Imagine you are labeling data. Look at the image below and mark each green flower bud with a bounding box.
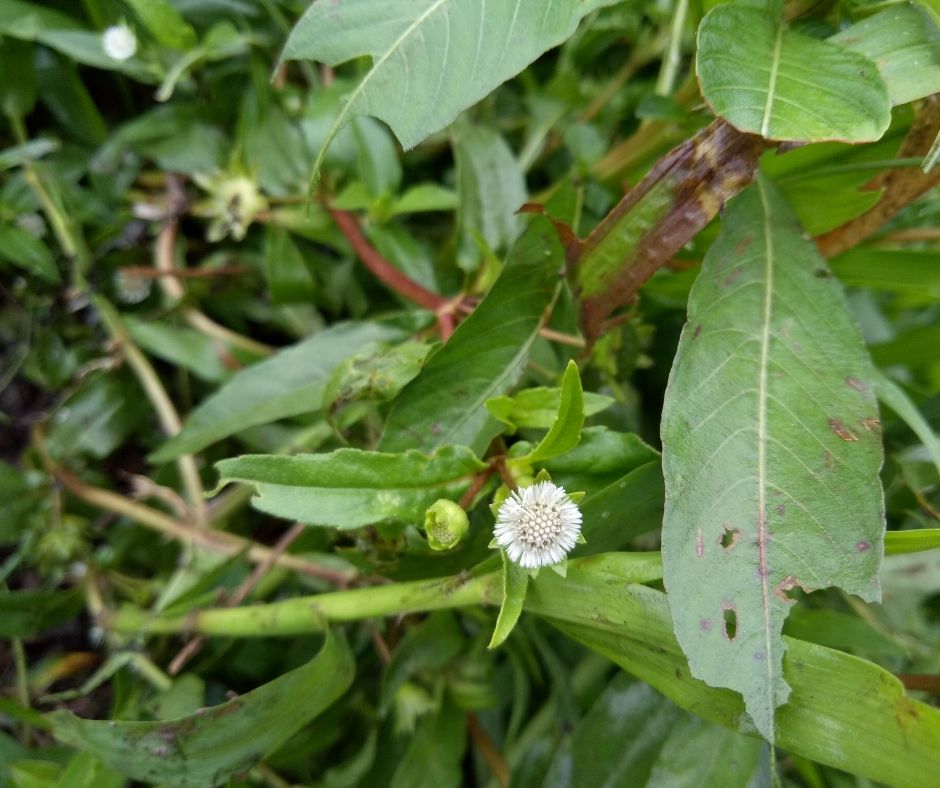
[423,499,469,550]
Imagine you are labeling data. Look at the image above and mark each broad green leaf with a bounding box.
[352,116,402,198]
[151,322,401,462]
[776,183,882,236]
[215,446,485,528]
[697,4,890,141]
[543,677,764,788]
[575,462,665,555]
[0,0,81,37]
[523,360,585,463]
[873,370,940,476]
[49,634,353,786]
[0,38,36,117]
[280,0,620,176]
[486,388,613,433]
[869,321,940,368]
[661,177,885,742]
[488,551,529,649]
[885,529,940,554]
[379,217,564,455]
[453,121,526,267]
[830,4,940,107]
[525,567,940,788]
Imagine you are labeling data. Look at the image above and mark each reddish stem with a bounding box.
[329,208,446,312]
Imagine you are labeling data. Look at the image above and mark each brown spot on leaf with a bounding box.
[693,324,702,339]
[829,418,858,442]
[735,235,753,255]
[823,449,834,470]
[700,618,713,631]
[723,267,744,287]
[861,418,881,433]
[776,504,785,516]
[754,650,766,661]
[696,529,705,557]
[845,376,867,392]
[856,540,870,552]
[774,575,809,603]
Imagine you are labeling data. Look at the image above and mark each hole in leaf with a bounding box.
[720,527,740,550]
[722,607,738,640]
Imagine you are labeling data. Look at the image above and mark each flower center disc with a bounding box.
[518,501,563,549]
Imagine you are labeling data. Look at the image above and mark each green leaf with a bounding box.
[523,566,940,787]
[697,3,890,141]
[263,225,317,304]
[782,608,907,659]
[661,177,885,742]
[0,589,83,637]
[523,360,585,463]
[829,248,940,300]
[873,369,940,477]
[543,677,764,788]
[126,318,240,383]
[542,427,660,493]
[379,217,564,456]
[151,322,401,462]
[281,0,619,177]
[0,224,59,282]
[453,121,526,265]
[488,550,529,649]
[389,183,458,216]
[215,446,485,529]
[49,634,353,786]
[352,116,402,198]
[486,387,613,433]
[885,529,940,554]
[0,37,36,117]
[324,340,433,415]
[830,4,940,107]
[124,0,197,49]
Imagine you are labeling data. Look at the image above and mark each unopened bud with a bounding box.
[423,499,469,550]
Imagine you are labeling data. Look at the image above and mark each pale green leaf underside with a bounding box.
[525,359,585,463]
[216,446,485,528]
[661,177,885,742]
[830,4,940,108]
[281,0,618,174]
[697,5,890,142]
[49,635,353,786]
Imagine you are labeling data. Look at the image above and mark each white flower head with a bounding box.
[494,481,582,569]
[102,24,137,61]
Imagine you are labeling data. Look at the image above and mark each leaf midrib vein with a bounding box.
[760,24,785,137]
[756,177,775,736]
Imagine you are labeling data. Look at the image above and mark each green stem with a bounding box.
[95,296,208,525]
[655,0,688,97]
[110,570,503,636]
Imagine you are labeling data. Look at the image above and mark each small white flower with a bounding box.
[102,24,137,61]
[494,481,582,569]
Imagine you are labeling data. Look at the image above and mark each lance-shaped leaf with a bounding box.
[379,216,564,455]
[660,177,885,742]
[280,0,620,178]
[48,634,353,786]
[697,3,890,142]
[521,360,585,463]
[216,446,485,528]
